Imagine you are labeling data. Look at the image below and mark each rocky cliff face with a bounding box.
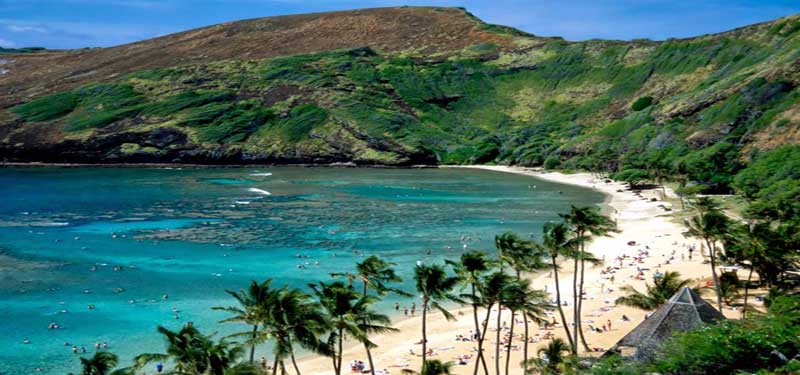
[0,7,798,173]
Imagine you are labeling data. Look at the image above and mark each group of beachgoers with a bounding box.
[382,218,704,369]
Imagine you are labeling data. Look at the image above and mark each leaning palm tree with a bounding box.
[500,278,551,375]
[684,204,733,311]
[560,205,617,353]
[542,222,577,353]
[79,351,120,375]
[524,338,570,375]
[213,279,275,363]
[413,263,461,364]
[615,271,694,310]
[267,286,331,375]
[309,281,367,375]
[446,251,494,375]
[402,360,455,375]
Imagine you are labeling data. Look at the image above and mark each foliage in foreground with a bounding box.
[591,295,800,375]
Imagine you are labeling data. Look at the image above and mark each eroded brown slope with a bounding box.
[0,6,520,108]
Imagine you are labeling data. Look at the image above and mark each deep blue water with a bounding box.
[0,167,603,374]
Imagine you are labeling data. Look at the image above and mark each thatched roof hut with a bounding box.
[610,287,725,360]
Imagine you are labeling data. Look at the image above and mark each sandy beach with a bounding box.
[296,166,740,375]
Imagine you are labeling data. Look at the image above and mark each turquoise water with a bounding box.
[0,167,603,374]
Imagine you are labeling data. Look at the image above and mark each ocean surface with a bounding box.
[0,167,604,374]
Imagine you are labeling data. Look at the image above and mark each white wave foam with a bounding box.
[247,188,271,196]
[249,173,273,177]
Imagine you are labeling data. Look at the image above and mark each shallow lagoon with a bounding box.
[0,167,604,374]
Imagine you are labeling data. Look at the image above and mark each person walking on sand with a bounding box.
[607,319,612,331]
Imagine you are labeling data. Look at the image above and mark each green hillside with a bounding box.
[2,7,799,211]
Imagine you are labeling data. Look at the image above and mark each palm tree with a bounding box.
[500,279,551,375]
[723,222,766,319]
[542,222,576,353]
[206,337,245,375]
[213,279,275,363]
[560,205,617,353]
[354,299,399,375]
[402,360,455,375]
[691,196,724,214]
[615,271,694,310]
[332,255,409,297]
[495,232,535,272]
[476,271,511,375]
[334,255,408,375]
[413,263,461,364]
[134,325,242,375]
[684,201,733,311]
[446,251,494,375]
[309,281,369,375]
[524,338,570,375]
[267,286,331,375]
[497,234,549,368]
[79,351,119,375]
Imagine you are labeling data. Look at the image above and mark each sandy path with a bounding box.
[294,166,737,375]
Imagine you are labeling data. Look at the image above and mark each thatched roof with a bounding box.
[613,287,725,360]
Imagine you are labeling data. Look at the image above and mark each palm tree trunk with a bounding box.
[571,257,580,354]
[515,270,531,368]
[504,310,515,375]
[707,238,724,311]
[337,328,344,375]
[422,298,429,364]
[522,313,529,370]
[742,266,754,320]
[495,303,502,375]
[272,352,280,375]
[577,258,591,352]
[475,304,493,375]
[280,360,287,375]
[290,348,302,375]
[551,255,574,352]
[364,343,376,375]
[250,324,258,363]
[471,285,489,375]
[361,285,376,375]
